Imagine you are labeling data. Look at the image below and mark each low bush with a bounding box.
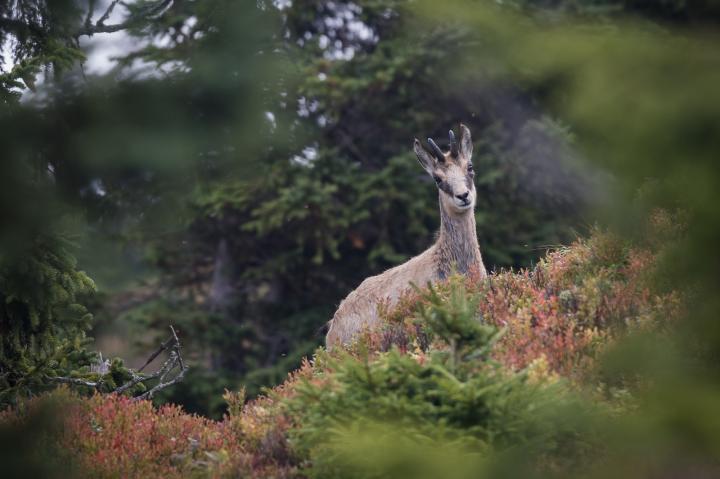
[0,220,682,478]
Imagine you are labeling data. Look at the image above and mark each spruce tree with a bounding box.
[0,234,96,407]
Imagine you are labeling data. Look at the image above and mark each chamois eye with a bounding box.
[433,175,442,184]
[467,164,474,174]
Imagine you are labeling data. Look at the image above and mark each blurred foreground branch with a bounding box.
[76,0,174,36]
[50,326,188,401]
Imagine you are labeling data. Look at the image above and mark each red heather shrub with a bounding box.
[486,227,682,378]
[0,359,328,478]
[377,220,683,380]
[1,387,300,479]
[66,394,229,477]
[0,219,684,478]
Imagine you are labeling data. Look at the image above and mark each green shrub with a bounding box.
[0,226,680,478]
[286,277,598,479]
[0,234,96,407]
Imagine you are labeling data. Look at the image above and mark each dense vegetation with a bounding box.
[1,0,602,413]
[0,234,96,405]
[0,221,686,478]
[1,0,720,477]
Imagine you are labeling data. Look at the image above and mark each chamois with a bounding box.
[326,124,486,349]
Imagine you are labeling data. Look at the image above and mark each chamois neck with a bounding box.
[436,198,485,279]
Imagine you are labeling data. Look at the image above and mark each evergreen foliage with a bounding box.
[1,0,715,418]
[286,277,593,479]
[1,0,718,434]
[0,0,718,477]
[0,0,213,407]
[1,226,674,478]
[134,0,596,414]
[0,233,96,407]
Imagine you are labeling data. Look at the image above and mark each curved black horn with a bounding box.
[427,138,445,162]
[449,129,458,157]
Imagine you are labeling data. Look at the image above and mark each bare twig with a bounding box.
[137,336,173,372]
[97,0,122,26]
[49,325,188,400]
[135,351,188,400]
[76,0,174,37]
[84,0,96,28]
[135,325,189,400]
[50,376,101,388]
[170,325,185,370]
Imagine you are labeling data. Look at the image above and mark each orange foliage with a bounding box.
[0,219,684,478]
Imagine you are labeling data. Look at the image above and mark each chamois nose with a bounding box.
[456,191,469,201]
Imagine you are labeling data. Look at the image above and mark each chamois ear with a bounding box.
[414,138,435,173]
[459,123,473,159]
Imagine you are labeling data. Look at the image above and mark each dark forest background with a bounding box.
[2,0,719,417]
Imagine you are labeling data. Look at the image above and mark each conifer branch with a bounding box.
[97,0,122,26]
[49,325,188,400]
[75,0,174,37]
[84,0,96,28]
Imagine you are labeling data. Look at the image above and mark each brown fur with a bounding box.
[326,124,487,349]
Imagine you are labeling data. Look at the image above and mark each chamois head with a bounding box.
[414,124,475,214]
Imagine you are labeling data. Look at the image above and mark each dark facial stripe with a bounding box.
[438,181,454,196]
